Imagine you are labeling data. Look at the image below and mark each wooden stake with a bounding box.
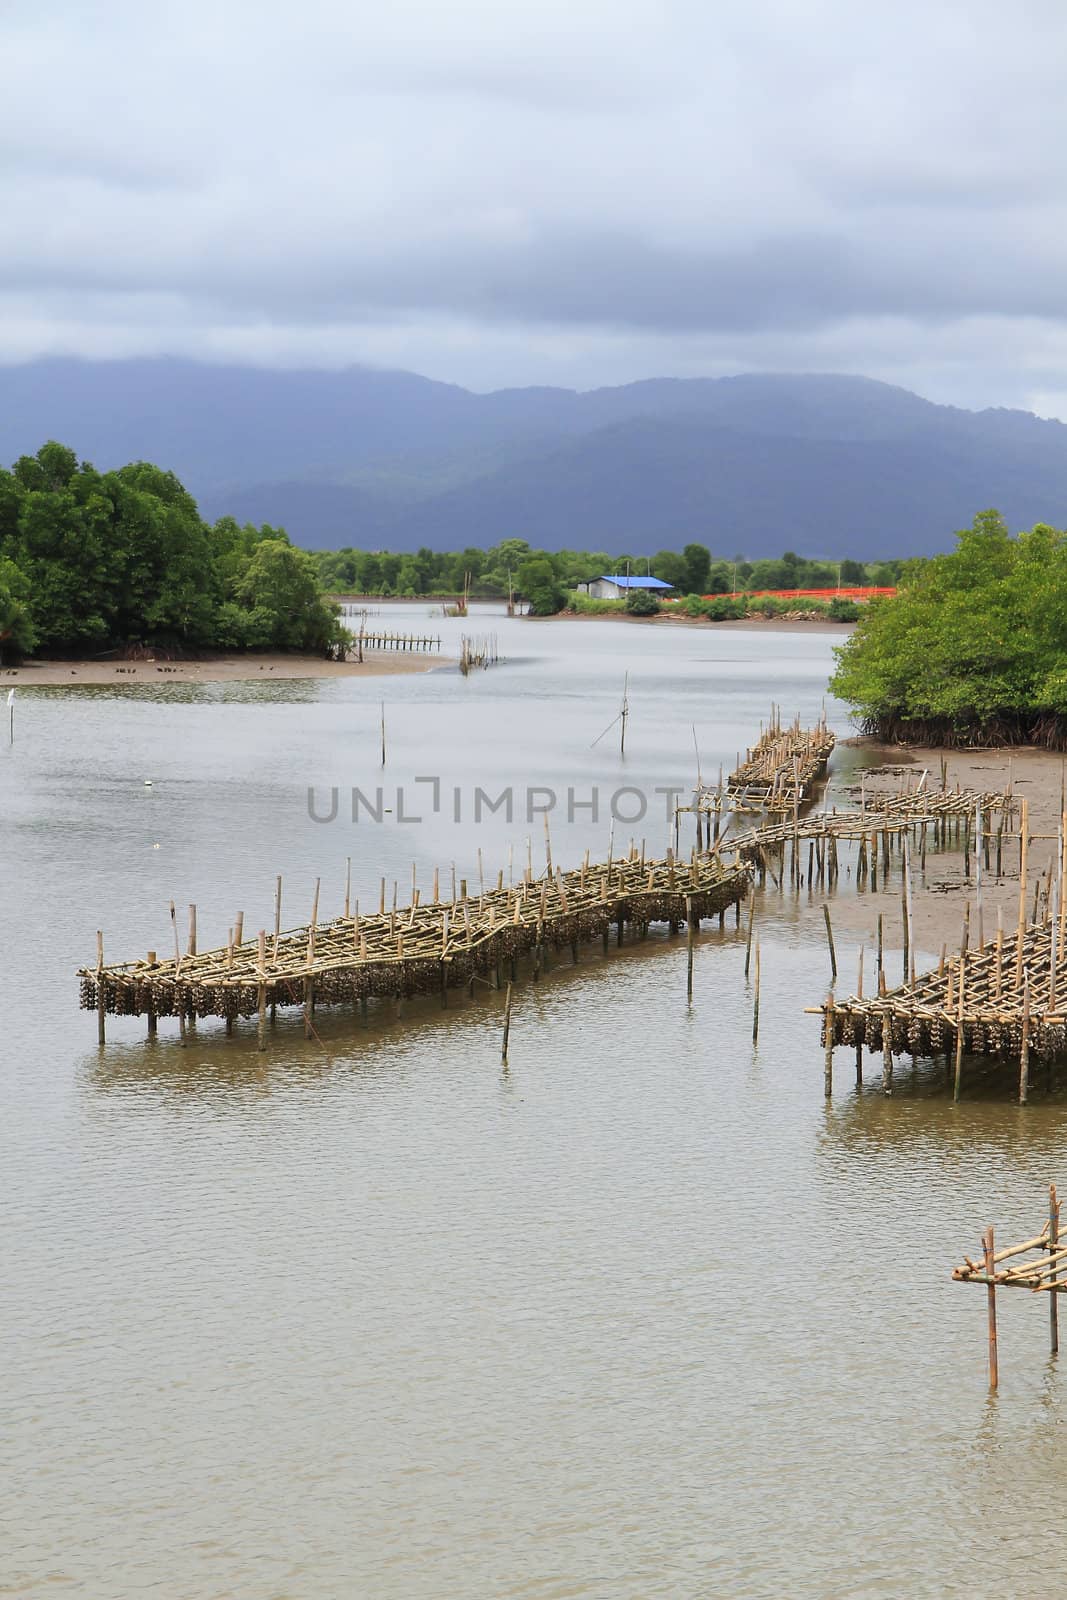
[257,930,267,1052]
[686,895,695,1001]
[752,942,761,1044]
[501,981,513,1063]
[984,1226,999,1391]
[823,904,837,980]
[745,889,755,978]
[1050,1185,1060,1356]
[380,700,386,766]
[187,903,197,957]
[954,962,966,1102]
[1019,970,1031,1105]
[146,950,157,1037]
[824,995,834,1098]
[96,929,105,1044]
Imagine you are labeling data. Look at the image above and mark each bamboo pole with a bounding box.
[1019,971,1031,1106]
[1051,1185,1060,1356]
[96,930,105,1044]
[954,962,966,1102]
[745,889,755,978]
[752,942,760,1045]
[1016,797,1029,986]
[984,1226,999,1390]
[686,895,695,1002]
[146,950,157,1037]
[823,904,837,980]
[824,995,834,1098]
[501,982,513,1064]
[257,930,267,1052]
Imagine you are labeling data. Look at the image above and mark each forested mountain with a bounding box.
[3,359,1067,556]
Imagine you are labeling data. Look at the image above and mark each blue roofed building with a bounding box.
[577,574,676,601]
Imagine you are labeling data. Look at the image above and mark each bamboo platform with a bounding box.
[952,1186,1063,1388]
[809,793,1067,1097]
[694,711,835,815]
[80,844,752,1038]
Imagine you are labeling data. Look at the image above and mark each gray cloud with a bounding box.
[3,0,1067,411]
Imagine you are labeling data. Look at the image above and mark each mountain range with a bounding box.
[3,357,1067,557]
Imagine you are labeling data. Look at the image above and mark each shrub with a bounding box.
[704,596,746,621]
[625,588,661,616]
[828,597,860,622]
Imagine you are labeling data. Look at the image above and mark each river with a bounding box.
[5,608,1067,1597]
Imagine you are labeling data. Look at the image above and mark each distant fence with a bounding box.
[697,586,898,603]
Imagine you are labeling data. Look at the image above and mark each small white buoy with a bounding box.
[144,779,153,787]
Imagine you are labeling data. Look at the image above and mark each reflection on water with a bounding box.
[7,610,1067,1597]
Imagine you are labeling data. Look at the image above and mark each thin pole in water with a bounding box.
[501,982,513,1064]
[984,1226,999,1391]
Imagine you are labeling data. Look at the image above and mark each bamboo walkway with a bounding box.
[80,844,752,1040]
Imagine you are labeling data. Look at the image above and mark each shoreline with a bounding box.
[547,610,856,635]
[0,650,448,686]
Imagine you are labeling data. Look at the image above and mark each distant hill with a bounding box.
[2,358,1066,557]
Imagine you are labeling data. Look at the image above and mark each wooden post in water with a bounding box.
[984,1226,999,1391]
[686,895,695,1002]
[882,1011,893,1095]
[752,942,761,1045]
[257,930,267,1052]
[380,700,386,767]
[146,950,157,1037]
[824,995,834,1098]
[744,889,755,979]
[501,982,513,1064]
[1019,970,1031,1105]
[1051,1185,1060,1356]
[187,903,197,956]
[954,962,966,1101]
[170,900,186,1046]
[620,672,629,757]
[822,904,837,981]
[96,930,105,1044]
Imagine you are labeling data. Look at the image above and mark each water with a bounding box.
[5,610,1067,1597]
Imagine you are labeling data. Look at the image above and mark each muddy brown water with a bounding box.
[5,608,1067,1598]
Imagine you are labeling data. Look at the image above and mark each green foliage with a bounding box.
[703,596,747,621]
[828,597,860,621]
[682,543,711,594]
[0,442,341,659]
[830,511,1067,741]
[564,592,626,614]
[625,588,660,616]
[516,557,565,616]
[0,555,36,659]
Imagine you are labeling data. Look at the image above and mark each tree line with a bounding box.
[0,438,905,659]
[831,511,1067,745]
[316,541,902,613]
[0,443,343,660]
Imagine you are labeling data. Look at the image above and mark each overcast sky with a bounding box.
[4,0,1067,413]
